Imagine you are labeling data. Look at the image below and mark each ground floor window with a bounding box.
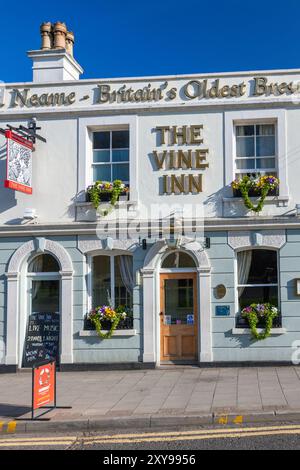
[92,255,133,310]
[236,248,280,327]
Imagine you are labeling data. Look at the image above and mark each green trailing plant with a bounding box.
[87,305,127,340]
[87,180,128,211]
[241,303,279,340]
[231,175,279,213]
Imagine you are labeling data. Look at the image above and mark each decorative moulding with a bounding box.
[79,329,137,337]
[77,236,138,254]
[228,230,286,250]
[232,328,287,335]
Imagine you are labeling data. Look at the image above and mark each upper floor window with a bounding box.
[235,124,276,176]
[92,130,129,183]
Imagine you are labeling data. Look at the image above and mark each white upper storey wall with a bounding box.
[0,69,299,223]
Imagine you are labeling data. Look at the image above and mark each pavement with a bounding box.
[2,366,300,433]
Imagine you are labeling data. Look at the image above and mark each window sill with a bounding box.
[223,195,289,208]
[232,327,287,335]
[79,329,137,337]
[75,200,138,222]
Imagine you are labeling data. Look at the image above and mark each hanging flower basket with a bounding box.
[87,305,128,339]
[87,180,129,210]
[241,303,279,340]
[231,174,279,213]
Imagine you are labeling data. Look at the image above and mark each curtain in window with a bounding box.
[30,256,44,299]
[118,256,134,296]
[237,250,252,297]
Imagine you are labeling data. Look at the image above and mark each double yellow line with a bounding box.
[1,424,300,447]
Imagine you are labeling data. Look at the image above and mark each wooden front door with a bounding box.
[160,273,198,362]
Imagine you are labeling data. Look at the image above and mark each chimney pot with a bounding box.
[66,31,75,56]
[40,22,52,50]
[53,21,67,49]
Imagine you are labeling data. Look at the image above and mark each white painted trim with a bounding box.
[79,329,137,337]
[5,239,74,366]
[232,328,287,335]
[224,109,288,198]
[142,242,212,365]
[78,115,138,203]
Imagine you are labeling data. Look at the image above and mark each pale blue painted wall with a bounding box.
[1,231,300,366]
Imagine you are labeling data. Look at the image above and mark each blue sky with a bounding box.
[1,0,299,82]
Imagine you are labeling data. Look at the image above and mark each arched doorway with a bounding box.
[160,251,198,363]
[21,254,61,368]
[5,238,73,369]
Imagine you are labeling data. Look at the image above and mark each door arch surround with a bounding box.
[5,238,73,367]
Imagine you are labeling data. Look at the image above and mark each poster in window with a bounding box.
[4,130,33,194]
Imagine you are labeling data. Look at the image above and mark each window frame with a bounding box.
[78,116,138,204]
[234,122,277,175]
[235,248,281,321]
[87,252,133,312]
[92,129,130,184]
[224,109,288,199]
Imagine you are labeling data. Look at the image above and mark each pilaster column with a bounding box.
[141,268,156,363]
[198,267,213,362]
[60,271,73,364]
[5,273,19,365]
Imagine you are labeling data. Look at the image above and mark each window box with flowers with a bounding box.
[83,305,134,339]
[87,180,129,210]
[231,174,280,213]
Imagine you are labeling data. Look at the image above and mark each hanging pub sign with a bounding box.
[4,129,33,194]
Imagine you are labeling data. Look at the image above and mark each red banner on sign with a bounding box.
[33,361,55,411]
[4,130,33,194]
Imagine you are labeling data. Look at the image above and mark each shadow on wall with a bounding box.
[0,144,17,214]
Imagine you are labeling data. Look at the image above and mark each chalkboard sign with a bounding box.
[22,313,60,368]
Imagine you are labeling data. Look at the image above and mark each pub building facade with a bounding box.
[1,21,300,372]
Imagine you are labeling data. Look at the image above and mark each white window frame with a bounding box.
[78,115,138,202]
[225,109,288,198]
[86,252,133,313]
[234,248,280,316]
[92,129,130,184]
[234,122,277,175]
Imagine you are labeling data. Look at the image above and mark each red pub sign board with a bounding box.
[33,361,55,411]
[4,130,33,194]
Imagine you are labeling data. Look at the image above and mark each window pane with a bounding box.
[93,150,110,163]
[92,256,111,308]
[28,254,59,273]
[238,249,278,285]
[256,136,275,156]
[256,124,275,136]
[115,256,133,308]
[256,157,276,169]
[32,280,60,312]
[112,130,129,149]
[112,164,129,181]
[93,132,110,149]
[236,125,255,136]
[162,252,196,268]
[236,137,255,157]
[93,165,111,181]
[112,149,129,162]
[236,158,255,170]
[239,286,278,309]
